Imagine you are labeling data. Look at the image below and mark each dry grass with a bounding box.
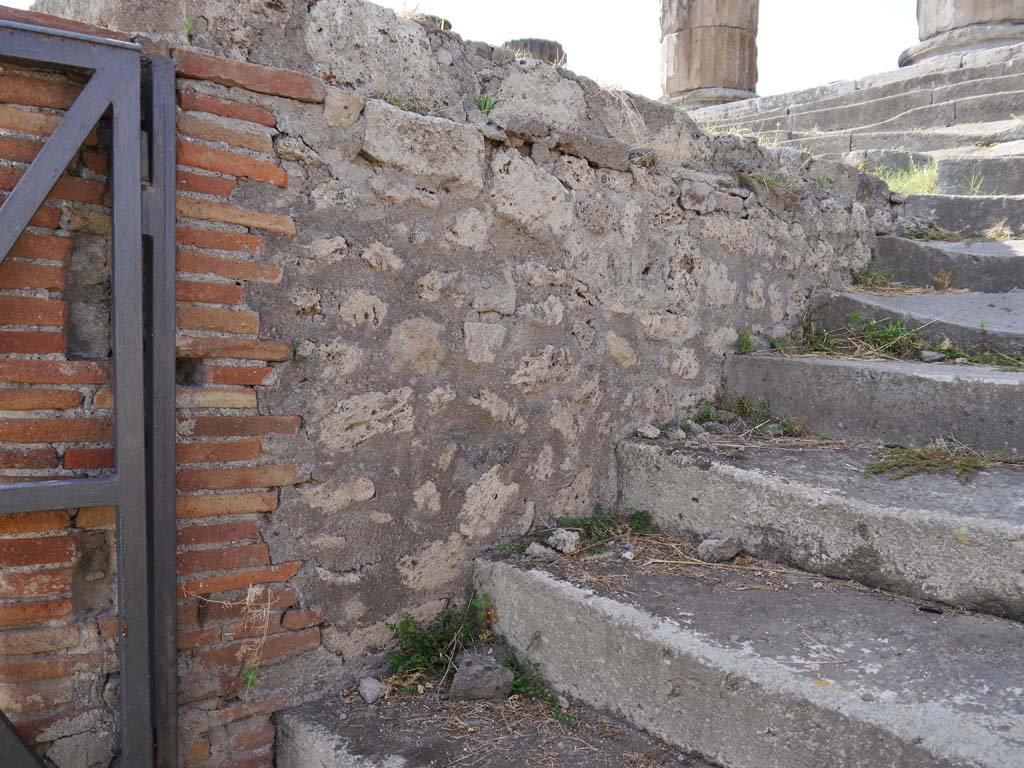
[699,119,783,148]
[338,690,678,768]
[182,584,273,706]
[982,219,1014,241]
[866,437,1024,483]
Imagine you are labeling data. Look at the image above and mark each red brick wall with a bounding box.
[0,20,331,766]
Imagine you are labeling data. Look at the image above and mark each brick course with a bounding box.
[0,43,320,762]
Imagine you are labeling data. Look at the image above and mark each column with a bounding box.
[661,0,759,109]
[901,0,1024,66]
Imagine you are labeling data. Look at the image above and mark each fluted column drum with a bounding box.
[661,0,759,109]
[901,0,1024,66]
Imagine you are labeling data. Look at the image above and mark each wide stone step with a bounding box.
[475,559,1024,768]
[617,440,1024,618]
[874,236,1024,292]
[724,354,1024,453]
[783,120,1024,155]
[792,90,1024,136]
[903,193,1024,236]
[277,691,708,767]
[692,53,1014,123]
[934,141,1024,195]
[810,289,1024,356]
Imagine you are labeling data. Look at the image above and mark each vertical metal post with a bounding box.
[143,55,179,768]
[0,22,175,766]
[109,48,154,766]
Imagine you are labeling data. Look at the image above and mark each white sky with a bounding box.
[8,0,922,99]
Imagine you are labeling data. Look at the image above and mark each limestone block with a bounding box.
[490,60,587,131]
[362,101,486,194]
[324,88,365,127]
[490,149,574,239]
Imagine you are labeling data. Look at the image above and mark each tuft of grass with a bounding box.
[555,504,654,547]
[873,158,937,196]
[713,391,804,437]
[386,588,570,721]
[699,120,782,148]
[772,315,1024,370]
[473,93,497,117]
[693,402,715,424]
[736,328,756,355]
[968,166,986,196]
[901,224,963,242]
[851,266,895,290]
[932,269,954,291]
[183,16,195,40]
[866,437,1024,483]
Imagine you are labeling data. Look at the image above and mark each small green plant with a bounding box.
[626,509,654,535]
[387,589,495,685]
[693,402,715,424]
[242,667,259,693]
[736,328,756,355]
[386,588,570,721]
[183,16,195,40]
[866,437,1024,483]
[873,158,938,196]
[473,93,497,117]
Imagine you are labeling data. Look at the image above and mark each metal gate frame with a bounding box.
[0,20,177,768]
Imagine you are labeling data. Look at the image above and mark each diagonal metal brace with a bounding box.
[0,66,115,264]
[0,711,47,768]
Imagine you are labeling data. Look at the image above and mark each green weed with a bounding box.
[736,328,756,355]
[474,93,497,117]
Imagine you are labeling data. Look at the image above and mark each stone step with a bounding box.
[277,691,711,767]
[842,91,1024,135]
[933,141,1024,195]
[693,42,1024,124]
[809,289,1024,356]
[839,142,1024,196]
[783,119,1024,155]
[617,440,1024,618]
[475,558,1024,768]
[724,354,1024,452]
[903,193,1024,236]
[874,236,1024,292]
[721,85,1024,138]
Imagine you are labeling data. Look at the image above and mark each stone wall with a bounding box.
[7,1,889,764]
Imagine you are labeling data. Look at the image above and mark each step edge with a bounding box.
[474,559,1021,768]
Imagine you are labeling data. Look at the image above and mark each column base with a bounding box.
[667,87,757,111]
[900,22,1024,66]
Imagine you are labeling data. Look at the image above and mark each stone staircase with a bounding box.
[278,45,1024,768]
[692,42,1024,237]
[476,254,1024,767]
[470,50,1024,768]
